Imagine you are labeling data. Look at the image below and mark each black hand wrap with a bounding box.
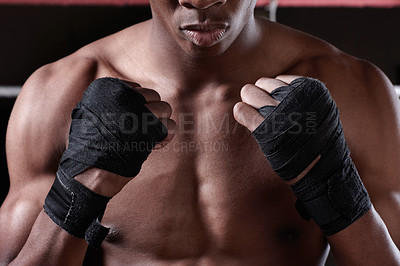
[253,77,371,235]
[44,77,168,247]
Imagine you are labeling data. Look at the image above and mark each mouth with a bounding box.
[180,23,228,47]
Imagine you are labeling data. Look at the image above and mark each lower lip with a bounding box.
[182,28,227,47]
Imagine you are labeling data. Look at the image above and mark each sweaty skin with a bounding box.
[1,0,400,265]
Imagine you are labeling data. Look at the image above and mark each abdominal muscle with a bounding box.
[83,111,329,265]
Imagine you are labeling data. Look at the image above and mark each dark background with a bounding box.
[1,5,399,204]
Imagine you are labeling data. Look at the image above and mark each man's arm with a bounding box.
[233,59,400,264]
[322,60,400,264]
[0,57,97,265]
[288,56,400,264]
[1,55,175,264]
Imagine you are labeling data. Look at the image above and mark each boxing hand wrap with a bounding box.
[253,77,371,235]
[44,77,168,247]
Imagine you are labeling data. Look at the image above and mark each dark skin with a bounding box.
[1,0,400,265]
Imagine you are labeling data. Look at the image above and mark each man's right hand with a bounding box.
[74,78,176,197]
[43,77,176,247]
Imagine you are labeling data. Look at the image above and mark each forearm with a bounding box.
[236,76,400,264]
[328,206,400,265]
[4,168,122,266]
[9,210,87,266]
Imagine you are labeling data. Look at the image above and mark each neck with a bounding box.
[145,17,265,91]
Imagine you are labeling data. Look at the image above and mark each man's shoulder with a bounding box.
[275,23,388,100]
[268,22,357,78]
[34,19,150,89]
[15,19,151,136]
[6,25,136,178]
[262,20,364,80]
[269,21,396,150]
[287,40,393,132]
[24,52,98,103]
[12,44,106,150]
[292,49,391,107]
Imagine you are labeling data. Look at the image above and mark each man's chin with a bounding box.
[182,42,229,59]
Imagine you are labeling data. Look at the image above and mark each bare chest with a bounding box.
[93,91,327,265]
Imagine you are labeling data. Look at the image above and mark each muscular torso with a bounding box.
[71,19,337,265]
[93,82,327,265]
[13,18,372,265]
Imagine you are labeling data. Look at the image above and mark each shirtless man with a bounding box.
[1,0,400,265]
